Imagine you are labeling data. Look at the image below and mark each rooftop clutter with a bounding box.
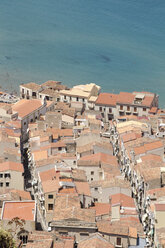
[0,80,164,247]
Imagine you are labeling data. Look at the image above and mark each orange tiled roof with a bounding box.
[51,141,66,148]
[39,168,56,182]
[59,188,76,194]
[121,132,137,143]
[21,82,41,91]
[141,154,162,162]
[78,233,114,248]
[149,107,158,114]
[96,93,118,106]
[144,140,163,151]
[0,161,24,173]
[10,189,31,200]
[117,92,135,105]
[79,152,118,166]
[33,150,48,161]
[75,182,91,196]
[2,201,36,221]
[91,202,111,217]
[110,193,135,208]
[42,179,60,193]
[12,99,43,118]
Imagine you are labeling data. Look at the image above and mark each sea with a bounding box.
[0,0,165,106]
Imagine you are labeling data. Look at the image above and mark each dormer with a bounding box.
[134,93,145,105]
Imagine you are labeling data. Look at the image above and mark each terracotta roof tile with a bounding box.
[110,193,135,208]
[39,168,56,182]
[96,93,118,106]
[53,194,95,222]
[0,161,24,173]
[12,99,43,118]
[1,201,36,221]
[42,179,60,193]
[91,203,111,217]
[79,153,118,166]
[21,82,41,91]
[78,233,114,248]
[33,150,48,161]
[10,189,31,200]
[117,92,135,105]
[75,182,91,196]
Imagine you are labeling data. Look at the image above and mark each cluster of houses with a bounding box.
[0,80,164,247]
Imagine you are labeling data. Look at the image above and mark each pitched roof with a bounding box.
[78,233,114,248]
[91,203,111,217]
[42,179,60,193]
[1,201,36,221]
[42,80,61,87]
[33,150,48,161]
[53,194,95,222]
[110,193,135,208]
[121,132,137,143]
[21,82,41,91]
[117,92,135,105]
[96,93,118,106]
[134,140,164,155]
[39,168,56,182]
[12,99,43,118]
[10,189,31,200]
[0,161,24,173]
[75,182,91,196]
[79,153,118,166]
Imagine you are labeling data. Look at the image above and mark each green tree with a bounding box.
[0,228,16,248]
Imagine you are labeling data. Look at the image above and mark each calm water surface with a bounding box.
[0,0,165,106]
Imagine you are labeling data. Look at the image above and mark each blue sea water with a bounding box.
[0,0,165,106]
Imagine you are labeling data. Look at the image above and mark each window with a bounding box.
[91,171,94,175]
[24,122,26,126]
[32,92,36,97]
[91,178,93,181]
[48,194,53,199]
[58,147,62,151]
[94,198,98,202]
[40,95,42,98]
[30,119,33,123]
[109,108,112,113]
[76,97,79,101]
[82,98,85,102]
[70,96,72,101]
[20,235,28,244]
[64,95,66,100]
[6,182,9,187]
[22,89,24,94]
[0,174,3,178]
[134,107,137,112]
[120,105,123,110]
[94,187,98,191]
[99,107,102,112]
[48,204,53,210]
[0,183,3,187]
[5,173,10,178]
[143,108,146,111]
[116,237,121,246]
[73,161,76,165]
[127,106,130,111]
